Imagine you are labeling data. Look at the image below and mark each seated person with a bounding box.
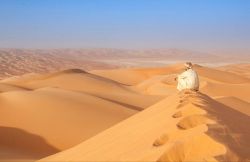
[176,62,199,91]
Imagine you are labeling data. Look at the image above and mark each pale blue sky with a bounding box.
[0,0,249,50]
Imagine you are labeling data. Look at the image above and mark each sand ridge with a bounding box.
[1,63,249,162]
[38,90,250,162]
[156,90,225,162]
[0,69,162,161]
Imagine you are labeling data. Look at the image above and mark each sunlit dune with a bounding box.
[214,96,250,116]
[0,63,249,162]
[38,90,250,162]
[1,0,250,160]
[217,64,250,79]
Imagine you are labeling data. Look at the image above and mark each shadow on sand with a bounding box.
[0,126,59,160]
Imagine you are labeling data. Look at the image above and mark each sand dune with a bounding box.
[215,96,250,116]
[0,69,162,161]
[0,48,229,80]
[0,87,138,161]
[93,64,249,96]
[217,63,250,79]
[2,69,161,110]
[0,126,59,160]
[0,83,30,92]
[1,63,249,162]
[0,49,117,79]
[201,81,250,103]
[195,65,249,84]
[135,75,177,95]
[91,64,184,85]
[108,64,250,104]
[39,90,250,162]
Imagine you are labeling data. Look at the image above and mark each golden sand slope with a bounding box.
[195,65,249,84]
[214,96,250,116]
[217,63,250,79]
[92,63,249,85]
[93,64,250,101]
[0,88,137,161]
[119,64,250,105]
[91,64,184,85]
[1,64,250,162]
[0,69,162,161]
[1,69,162,110]
[39,90,250,162]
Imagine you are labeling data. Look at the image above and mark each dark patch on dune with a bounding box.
[193,93,250,161]
[0,126,60,160]
[61,69,88,74]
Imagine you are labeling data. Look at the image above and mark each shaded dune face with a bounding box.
[199,94,250,161]
[217,64,250,79]
[0,87,138,147]
[194,65,249,84]
[215,96,250,116]
[193,93,249,160]
[0,83,31,92]
[183,92,250,161]
[156,90,250,162]
[0,126,59,160]
[156,90,226,162]
[157,134,225,162]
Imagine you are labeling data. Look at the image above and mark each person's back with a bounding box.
[177,62,199,91]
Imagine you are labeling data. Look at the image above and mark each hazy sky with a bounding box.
[0,0,249,50]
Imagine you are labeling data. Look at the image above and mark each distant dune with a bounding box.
[0,62,249,162]
[0,49,117,79]
[217,63,250,79]
[2,48,248,79]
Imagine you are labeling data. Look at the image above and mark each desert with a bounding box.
[1,0,250,161]
[0,55,249,161]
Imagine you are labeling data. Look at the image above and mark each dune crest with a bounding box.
[38,89,250,162]
[0,64,249,162]
[0,68,162,161]
[156,90,226,162]
[157,134,225,162]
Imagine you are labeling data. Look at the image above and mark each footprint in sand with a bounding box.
[177,115,213,130]
[173,106,206,118]
[177,97,209,109]
[153,134,169,147]
[176,100,190,109]
[180,96,207,104]
[172,111,183,118]
[176,104,185,109]
[157,134,226,162]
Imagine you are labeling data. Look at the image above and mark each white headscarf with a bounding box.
[184,62,193,69]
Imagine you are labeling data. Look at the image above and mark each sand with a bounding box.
[39,90,250,162]
[0,63,249,162]
[217,63,250,79]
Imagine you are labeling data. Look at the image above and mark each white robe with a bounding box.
[177,69,199,91]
